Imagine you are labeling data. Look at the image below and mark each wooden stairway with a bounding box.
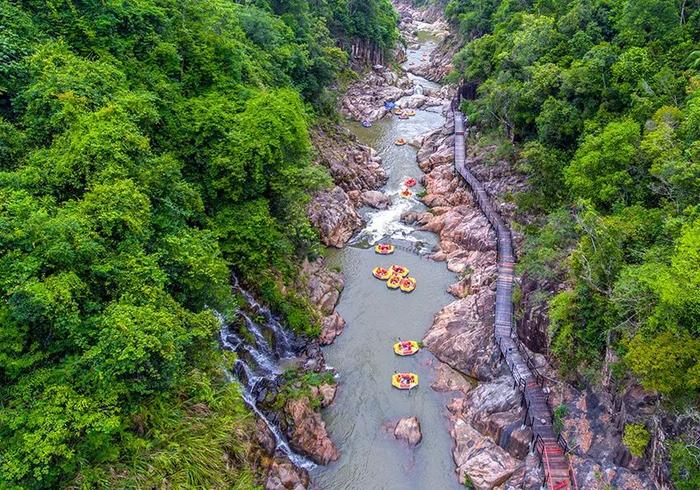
[452,102,577,490]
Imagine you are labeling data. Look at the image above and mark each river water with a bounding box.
[311,30,463,490]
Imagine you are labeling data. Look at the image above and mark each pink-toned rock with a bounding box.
[451,418,521,489]
[317,383,337,408]
[431,361,474,394]
[393,416,423,447]
[308,186,362,248]
[312,125,387,193]
[361,190,391,209]
[285,397,339,464]
[447,276,471,298]
[423,295,502,382]
[319,312,345,346]
[265,458,309,490]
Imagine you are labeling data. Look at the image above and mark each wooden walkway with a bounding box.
[452,105,578,490]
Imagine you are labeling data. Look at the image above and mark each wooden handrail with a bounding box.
[452,98,577,490]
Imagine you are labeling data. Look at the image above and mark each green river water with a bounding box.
[311,29,465,490]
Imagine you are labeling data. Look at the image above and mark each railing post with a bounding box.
[452,103,575,489]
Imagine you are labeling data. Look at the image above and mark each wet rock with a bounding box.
[308,186,362,248]
[361,190,391,209]
[319,312,345,346]
[256,419,277,455]
[265,457,310,490]
[400,210,432,226]
[285,396,339,465]
[393,416,423,447]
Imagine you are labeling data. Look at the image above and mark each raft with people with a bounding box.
[400,277,417,293]
[374,243,395,255]
[361,120,372,128]
[404,178,417,187]
[386,274,402,289]
[390,265,409,277]
[372,266,392,280]
[404,109,416,117]
[392,372,419,390]
[394,138,407,146]
[393,340,420,356]
[400,188,412,198]
[392,108,403,115]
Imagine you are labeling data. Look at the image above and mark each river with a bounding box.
[311,29,464,490]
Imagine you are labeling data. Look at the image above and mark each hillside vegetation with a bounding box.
[446,0,700,482]
[0,0,396,487]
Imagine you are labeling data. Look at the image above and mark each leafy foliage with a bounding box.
[450,0,700,403]
[622,423,650,458]
[0,0,397,487]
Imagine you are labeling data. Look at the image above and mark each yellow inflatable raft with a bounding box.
[374,243,395,255]
[390,265,409,277]
[372,266,392,280]
[404,109,416,117]
[400,277,417,293]
[394,138,407,146]
[394,340,420,356]
[400,188,412,198]
[392,372,419,390]
[386,274,402,289]
[393,108,404,115]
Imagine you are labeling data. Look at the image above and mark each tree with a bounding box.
[564,120,642,209]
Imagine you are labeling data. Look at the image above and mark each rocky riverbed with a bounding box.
[258,1,655,488]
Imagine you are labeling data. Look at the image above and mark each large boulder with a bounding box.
[319,312,345,346]
[284,397,339,465]
[312,125,387,192]
[423,295,503,382]
[300,258,343,316]
[451,418,522,489]
[361,190,391,209]
[308,186,362,248]
[394,416,423,447]
[431,361,474,394]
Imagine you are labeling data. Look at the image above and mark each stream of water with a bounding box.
[311,30,463,490]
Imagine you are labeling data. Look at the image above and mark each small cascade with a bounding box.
[219,280,315,470]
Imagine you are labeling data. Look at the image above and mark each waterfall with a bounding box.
[218,280,315,470]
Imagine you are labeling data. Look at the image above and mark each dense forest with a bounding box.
[446,0,700,484]
[0,0,397,487]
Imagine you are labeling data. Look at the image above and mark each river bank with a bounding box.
[237,2,649,489]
